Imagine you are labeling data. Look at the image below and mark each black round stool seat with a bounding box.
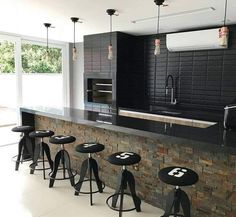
[29,130,54,138]
[158,166,198,187]
[107,152,141,166]
[75,142,104,153]
[49,135,76,144]
[12,125,34,133]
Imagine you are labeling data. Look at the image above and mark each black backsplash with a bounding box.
[141,25,236,111]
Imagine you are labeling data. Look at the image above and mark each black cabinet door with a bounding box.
[84,33,117,75]
[84,34,101,74]
[91,34,101,73]
[84,35,93,74]
[101,33,111,74]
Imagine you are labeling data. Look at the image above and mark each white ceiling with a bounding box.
[0,0,235,42]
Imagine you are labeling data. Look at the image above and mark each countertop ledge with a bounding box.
[20,106,236,155]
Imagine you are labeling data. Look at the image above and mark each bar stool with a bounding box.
[106,152,141,217]
[158,166,199,217]
[49,135,77,188]
[29,130,54,179]
[12,125,35,171]
[74,142,105,206]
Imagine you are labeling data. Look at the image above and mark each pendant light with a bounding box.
[154,0,165,56]
[44,23,51,58]
[71,17,79,61]
[106,9,116,60]
[219,0,229,47]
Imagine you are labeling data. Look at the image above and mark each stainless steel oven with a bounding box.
[87,78,112,104]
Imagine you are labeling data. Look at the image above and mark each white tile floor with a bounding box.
[0,107,17,127]
[0,144,164,217]
[0,125,19,146]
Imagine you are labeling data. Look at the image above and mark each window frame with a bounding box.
[0,33,70,108]
[21,38,70,107]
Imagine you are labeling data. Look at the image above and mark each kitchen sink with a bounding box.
[119,109,217,128]
[158,110,181,115]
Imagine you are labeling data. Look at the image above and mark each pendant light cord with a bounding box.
[73,21,76,48]
[154,5,160,105]
[46,26,49,52]
[156,5,160,36]
[224,0,228,26]
[110,15,112,45]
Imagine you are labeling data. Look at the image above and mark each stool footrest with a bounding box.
[49,168,77,180]
[74,178,105,194]
[161,214,184,217]
[12,154,32,163]
[106,192,139,212]
[29,160,51,171]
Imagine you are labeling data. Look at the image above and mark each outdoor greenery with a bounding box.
[0,41,62,73]
[0,41,15,73]
[22,43,62,73]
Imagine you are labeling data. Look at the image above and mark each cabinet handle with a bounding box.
[95,83,112,86]
[97,90,112,93]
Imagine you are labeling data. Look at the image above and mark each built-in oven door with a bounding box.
[87,78,112,104]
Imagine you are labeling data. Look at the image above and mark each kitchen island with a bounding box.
[21,106,236,217]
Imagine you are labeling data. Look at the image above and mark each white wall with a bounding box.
[70,42,84,109]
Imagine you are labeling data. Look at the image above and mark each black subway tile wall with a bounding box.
[143,25,236,111]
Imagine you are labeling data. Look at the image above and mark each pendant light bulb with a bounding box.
[154,0,164,56]
[154,39,161,55]
[219,0,229,47]
[72,46,77,61]
[71,17,79,61]
[108,45,113,60]
[45,50,49,61]
[106,9,116,60]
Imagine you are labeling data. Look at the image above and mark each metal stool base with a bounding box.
[106,192,137,212]
[161,188,191,217]
[12,155,32,163]
[29,160,51,171]
[74,178,105,194]
[49,149,75,188]
[49,168,77,181]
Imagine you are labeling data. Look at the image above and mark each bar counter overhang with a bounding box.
[20,106,236,217]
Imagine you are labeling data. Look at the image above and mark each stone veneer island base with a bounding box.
[34,114,236,217]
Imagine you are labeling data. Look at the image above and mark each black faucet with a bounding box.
[166,75,174,89]
[165,75,177,105]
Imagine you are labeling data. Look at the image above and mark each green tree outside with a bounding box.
[0,41,15,73]
[0,41,62,73]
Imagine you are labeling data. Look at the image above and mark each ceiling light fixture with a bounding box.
[219,0,229,47]
[44,23,51,58]
[71,17,82,61]
[154,0,165,56]
[131,7,216,24]
[106,9,117,60]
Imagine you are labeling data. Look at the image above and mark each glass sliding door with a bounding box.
[0,35,21,146]
[0,36,19,127]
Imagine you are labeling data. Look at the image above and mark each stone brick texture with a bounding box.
[35,115,236,217]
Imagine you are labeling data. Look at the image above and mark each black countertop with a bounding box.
[20,106,236,155]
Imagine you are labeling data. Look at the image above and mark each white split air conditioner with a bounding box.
[166,28,228,52]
